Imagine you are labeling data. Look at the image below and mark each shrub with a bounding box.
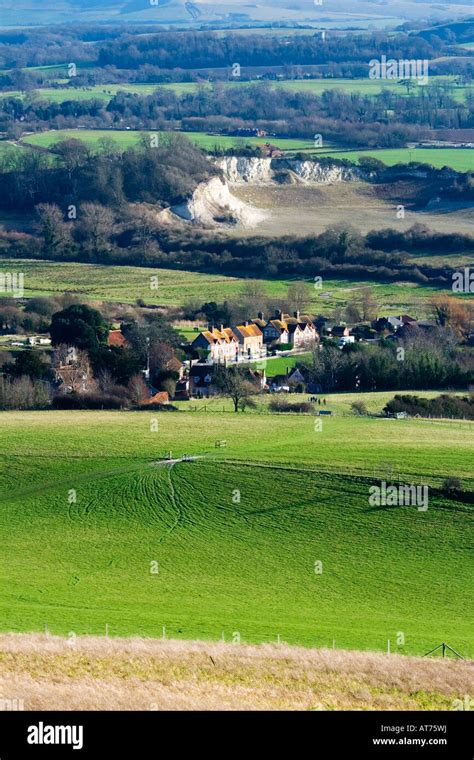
[442,477,462,494]
[0,376,50,410]
[52,392,129,410]
[135,402,178,411]
[269,398,313,414]
[351,400,368,416]
[384,394,474,420]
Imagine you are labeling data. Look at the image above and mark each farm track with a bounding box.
[0,458,171,506]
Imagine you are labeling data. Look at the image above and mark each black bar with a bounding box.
[0,710,471,758]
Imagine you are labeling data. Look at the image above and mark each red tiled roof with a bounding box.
[107,330,128,348]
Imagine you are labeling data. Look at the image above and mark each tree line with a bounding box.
[0,28,445,71]
[3,81,472,145]
[302,329,473,393]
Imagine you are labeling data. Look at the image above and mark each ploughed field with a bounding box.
[1,409,472,657]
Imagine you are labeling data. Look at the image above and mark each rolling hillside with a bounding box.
[1,409,472,658]
[4,0,473,26]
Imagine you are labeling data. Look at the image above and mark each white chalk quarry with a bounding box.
[215,156,362,184]
[169,175,267,228]
[162,158,363,230]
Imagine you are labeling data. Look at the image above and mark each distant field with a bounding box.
[0,258,451,317]
[1,409,472,656]
[20,129,474,170]
[21,129,314,153]
[271,76,471,103]
[319,147,474,172]
[2,75,470,104]
[1,83,199,102]
[183,389,468,416]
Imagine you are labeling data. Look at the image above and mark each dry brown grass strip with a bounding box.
[0,634,472,711]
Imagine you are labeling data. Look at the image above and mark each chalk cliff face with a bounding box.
[169,175,266,228]
[214,157,274,184]
[164,157,363,229]
[215,156,362,184]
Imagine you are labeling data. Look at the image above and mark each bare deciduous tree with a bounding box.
[214,366,259,412]
[79,202,115,256]
[35,203,72,256]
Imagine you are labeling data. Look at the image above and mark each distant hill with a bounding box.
[2,0,473,28]
[413,17,474,44]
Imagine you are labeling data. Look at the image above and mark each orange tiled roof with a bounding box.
[221,327,238,342]
[235,324,263,338]
[198,328,237,344]
[200,331,217,344]
[107,330,128,348]
[268,320,288,331]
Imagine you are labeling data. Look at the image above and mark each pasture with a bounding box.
[20,128,474,171]
[2,75,470,104]
[318,147,474,173]
[21,129,314,153]
[1,409,472,657]
[0,258,449,317]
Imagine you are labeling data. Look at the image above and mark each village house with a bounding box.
[174,377,190,400]
[26,336,51,347]
[190,311,318,367]
[288,368,306,386]
[165,355,185,379]
[107,329,129,348]
[260,311,319,348]
[329,324,351,339]
[252,312,267,330]
[140,390,169,406]
[269,373,291,392]
[191,326,239,364]
[373,315,416,333]
[188,364,219,397]
[54,358,95,394]
[262,318,289,345]
[397,319,437,339]
[232,322,264,359]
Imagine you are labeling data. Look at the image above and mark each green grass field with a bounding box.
[0,258,451,317]
[1,408,472,656]
[248,353,312,377]
[21,129,314,153]
[318,147,474,172]
[20,128,474,170]
[3,75,470,104]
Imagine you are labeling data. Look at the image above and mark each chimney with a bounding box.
[245,321,249,327]
[294,310,300,321]
[220,324,224,333]
[257,311,264,321]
